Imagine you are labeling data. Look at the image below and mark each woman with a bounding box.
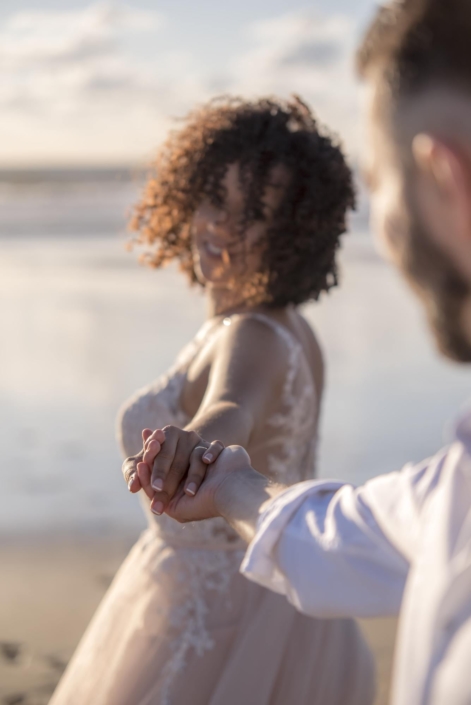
[50,96,375,705]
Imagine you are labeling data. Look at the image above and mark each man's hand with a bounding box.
[123,427,284,542]
[165,445,285,544]
[165,445,256,523]
[122,426,225,514]
[134,431,286,542]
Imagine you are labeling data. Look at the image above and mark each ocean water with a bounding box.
[1,171,469,536]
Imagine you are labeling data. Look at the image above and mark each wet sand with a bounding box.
[0,535,135,705]
[0,535,397,705]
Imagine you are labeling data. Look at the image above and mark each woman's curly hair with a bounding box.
[130,95,355,307]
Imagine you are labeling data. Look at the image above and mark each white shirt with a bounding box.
[241,409,471,705]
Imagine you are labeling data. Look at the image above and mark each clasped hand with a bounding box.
[122,427,250,522]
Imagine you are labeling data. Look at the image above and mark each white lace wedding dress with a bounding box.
[50,314,375,705]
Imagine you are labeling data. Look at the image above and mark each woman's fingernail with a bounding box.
[186,483,197,496]
[152,478,164,492]
[128,476,135,490]
[152,501,164,516]
[203,453,213,462]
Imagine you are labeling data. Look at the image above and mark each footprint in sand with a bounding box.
[3,694,26,705]
[0,642,24,665]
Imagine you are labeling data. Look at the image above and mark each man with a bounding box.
[124,1,471,702]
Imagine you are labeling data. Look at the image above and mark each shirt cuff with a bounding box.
[240,479,346,594]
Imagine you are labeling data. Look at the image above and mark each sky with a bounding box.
[0,0,378,167]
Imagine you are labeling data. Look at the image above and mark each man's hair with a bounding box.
[357,0,471,98]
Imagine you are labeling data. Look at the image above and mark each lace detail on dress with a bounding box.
[158,546,243,705]
[230,313,317,483]
[117,312,318,703]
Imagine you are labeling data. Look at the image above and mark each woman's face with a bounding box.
[191,162,287,290]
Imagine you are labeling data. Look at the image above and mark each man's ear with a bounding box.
[412,133,471,244]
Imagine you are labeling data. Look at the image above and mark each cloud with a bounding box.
[0,2,167,115]
[228,11,360,153]
[279,40,342,68]
[0,3,163,67]
[0,5,362,165]
[0,2,209,164]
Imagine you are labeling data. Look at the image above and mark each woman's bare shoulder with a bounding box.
[196,314,292,431]
[212,314,293,388]
[218,314,289,360]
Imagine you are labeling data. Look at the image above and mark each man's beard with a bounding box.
[399,200,471,363]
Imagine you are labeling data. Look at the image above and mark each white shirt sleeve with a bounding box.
[241,449,449,619]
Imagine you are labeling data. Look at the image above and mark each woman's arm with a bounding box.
[136,316,290,513]
[186,316,286,443]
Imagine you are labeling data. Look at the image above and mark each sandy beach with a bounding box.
[0,535,397,705]
[0,535,135,705]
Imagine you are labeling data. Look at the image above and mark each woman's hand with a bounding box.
[144,426,225,515]
[122,426,225,514]
[122,429,157,499]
